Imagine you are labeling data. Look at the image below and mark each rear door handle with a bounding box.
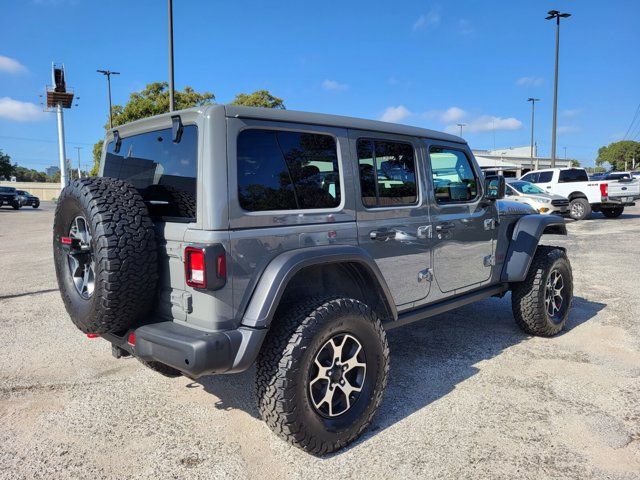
[435,222,456,232]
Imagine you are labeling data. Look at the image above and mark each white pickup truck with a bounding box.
[520,168,639,220]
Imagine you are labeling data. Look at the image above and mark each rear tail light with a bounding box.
[184,245,226,290]
[86,333,99,339]
[127,331,136,346]
[600,183,608,199]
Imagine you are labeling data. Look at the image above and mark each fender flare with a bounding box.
[501,214,567,283]
[240,245,398,329]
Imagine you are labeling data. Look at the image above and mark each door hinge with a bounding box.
[170,291,193,313]
[417,268,433,283]
[483,255,496,267]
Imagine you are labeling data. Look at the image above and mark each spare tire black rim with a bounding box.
[67,215,95,299]
[309,333,367,418]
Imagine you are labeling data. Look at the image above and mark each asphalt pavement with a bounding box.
[0,202,638,479]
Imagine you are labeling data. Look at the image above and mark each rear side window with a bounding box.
[521,172,538,183]
[104,126,197,221]
[237,129,341,212]
[558,169,587,183]
[357,139,418,207]
[428,147,478,203]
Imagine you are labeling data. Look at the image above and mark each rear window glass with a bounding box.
[104,126,197,221]
[558,169,587,183]
[237,129,341,211]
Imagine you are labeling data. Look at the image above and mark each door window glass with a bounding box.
[537,171,553,183]
[357,139,417,207]
[428,147,478,203]
[237,129,341,211]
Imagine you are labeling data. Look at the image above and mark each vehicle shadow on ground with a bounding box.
[190,294,605,452]
[584,213,640,221]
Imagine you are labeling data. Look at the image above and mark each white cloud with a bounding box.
[321,79,348,91]
[0,97,47,122]
[516,76,544,87]
[379,105,411,123]
[445,115,523,134]
[458,19,473,35]
[440,106,467,123]
[0,55,27,74]
[413,9,440,31]
[561,108,583,118]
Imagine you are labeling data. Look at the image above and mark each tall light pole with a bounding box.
[546,9,571,167]
[74,146,82,178]
[97,69,120,129]
[527,98,540,169]
[457,123,466,137]
[168,0,175,112]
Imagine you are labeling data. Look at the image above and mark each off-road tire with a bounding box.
[138,359,182,378]
[601,207,624,218]
[53,177,158,334]
[568,197,591,220]
[256,297,389,455]
[141,184,196,219]
[511,246,573,336]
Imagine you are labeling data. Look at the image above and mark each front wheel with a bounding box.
[256,297,389,455]
[568,198,591,220]
[601,207,623,218]
[32,201,40,209]
[511,246,573,336]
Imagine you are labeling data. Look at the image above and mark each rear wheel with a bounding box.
[32,201,40,209]
[256,297,389,455]
[511,246,573,336]
[568,198,590,220]
[11,201,21,210]
[601,207,623,218]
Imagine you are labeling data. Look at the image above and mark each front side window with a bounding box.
[538,171,554,183]
[104,125,198,220]
[357,139,417,207]
[521,172,538,183]
[428,147,478,203]
[237,129,341,212]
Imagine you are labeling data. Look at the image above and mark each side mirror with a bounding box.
[484,175,505,200]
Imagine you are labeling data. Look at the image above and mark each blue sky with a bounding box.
[1,0,638,171]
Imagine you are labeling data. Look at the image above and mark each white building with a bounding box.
[472,145,572,177]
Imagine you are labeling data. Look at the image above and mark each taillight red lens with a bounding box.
[86,333,99,339]
[185,247,206,288]
[127,332,136,346]
[600,183,608,197]
[217,253,226,278]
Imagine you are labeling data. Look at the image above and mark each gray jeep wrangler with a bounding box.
[53,105,572,455]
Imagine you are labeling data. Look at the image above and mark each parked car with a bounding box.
[53,105,573,455]
[15,190,40,208]
[520,168,640,220]
[0,186,22,209]
[505,180,569,215]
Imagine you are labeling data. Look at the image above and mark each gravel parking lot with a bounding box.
[1,202,639,479]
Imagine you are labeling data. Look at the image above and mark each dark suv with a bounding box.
[0,186,21,209]
[53,106,573,455]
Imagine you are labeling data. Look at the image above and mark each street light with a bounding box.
[168,0,175,112]
[97,69,120,129]
[457,123,466,137]
[527,98,540,169]
[545,9,571,167]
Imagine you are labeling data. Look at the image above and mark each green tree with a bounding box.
[596,141,640,171]
[569,159,580,167]
[90,82,215,175]
[14,166,48,182]
[230,89,285,109]
[0,150,16,179]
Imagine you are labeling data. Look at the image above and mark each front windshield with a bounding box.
[511,181,545,194]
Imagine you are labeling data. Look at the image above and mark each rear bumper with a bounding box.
[103,321,267,377]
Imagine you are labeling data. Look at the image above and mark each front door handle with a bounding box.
[435,222,456,232]
[370,229,395,241]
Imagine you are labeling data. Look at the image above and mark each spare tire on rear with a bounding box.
[53,177,158,334]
